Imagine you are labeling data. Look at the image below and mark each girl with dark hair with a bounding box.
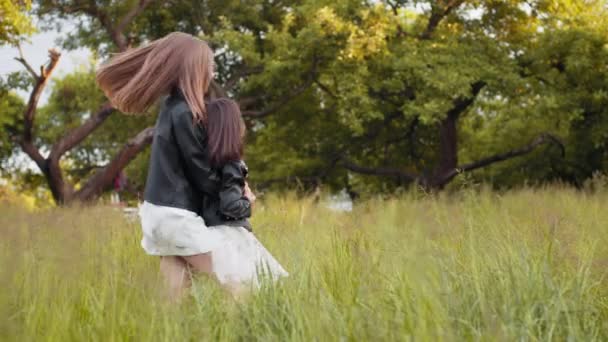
[97,32,286,301]
[198,98,287,291]
[201,98,254,231]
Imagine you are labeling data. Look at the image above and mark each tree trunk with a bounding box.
[44,158,72,204]
[422,113,459,190]
[421,81,486,190]
[72,126,155,202]
[12,1,157,206]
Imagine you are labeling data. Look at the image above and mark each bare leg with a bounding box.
[182,253,250,300]
[159,256,191,302]
[158,253,215,303]
[181,253,214,275]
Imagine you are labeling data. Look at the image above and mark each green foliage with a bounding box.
[0,73,30,173]
[9,0,608,197]
[460,3,608,188]
[0,80,26,171]
[2,189,608,340]
[217,0,608,192]
[0,0,35,44]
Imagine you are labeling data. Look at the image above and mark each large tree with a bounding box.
[220,0,607,192]
[4,0,156,204]
[3,0,607,204]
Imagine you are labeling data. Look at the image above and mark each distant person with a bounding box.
[96,32,287,301]
[110,171,127,205]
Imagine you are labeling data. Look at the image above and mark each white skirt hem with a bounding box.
[138,201,288,285]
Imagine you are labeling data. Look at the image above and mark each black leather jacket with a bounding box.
[202,160,252,231]
[143,90,251,230]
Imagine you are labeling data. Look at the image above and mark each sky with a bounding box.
[0,22,91,104]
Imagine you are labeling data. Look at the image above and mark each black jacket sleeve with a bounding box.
[219,161,252,220]
[171,109,220,195]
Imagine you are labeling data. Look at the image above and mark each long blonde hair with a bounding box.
[96,32,214,122]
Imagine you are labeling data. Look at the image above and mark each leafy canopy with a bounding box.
[0,0,35,44]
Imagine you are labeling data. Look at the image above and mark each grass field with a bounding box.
[1,187,607,341]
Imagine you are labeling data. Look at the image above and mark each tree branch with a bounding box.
[84,7,118,48]
[440,133,565,183]
[50,102,115,158]
[314,79,337,99]
[74,126,155,201]
[447,81,486,119]
[23,49,61,139]
[46,0,153,51]
[14,43,38,80]
[19,141,46,170]
[241,78,314,118]
[19,49,61,166]
[421,0,465,40]
[115,0,153,37]
[112,0,154,50]
[241,56,319,118]
[225,65,264,91]
[341,158,418,183]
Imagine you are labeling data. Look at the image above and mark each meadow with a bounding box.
[1,187,607,341]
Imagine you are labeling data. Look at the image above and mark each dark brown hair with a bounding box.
[207,98,246,167]
[96,32,214,123]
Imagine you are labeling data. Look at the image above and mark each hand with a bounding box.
[244,182,256,204]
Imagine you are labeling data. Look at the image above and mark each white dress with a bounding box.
[138,201,288,286]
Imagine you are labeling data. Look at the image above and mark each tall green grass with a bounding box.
[1,187,607,341]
